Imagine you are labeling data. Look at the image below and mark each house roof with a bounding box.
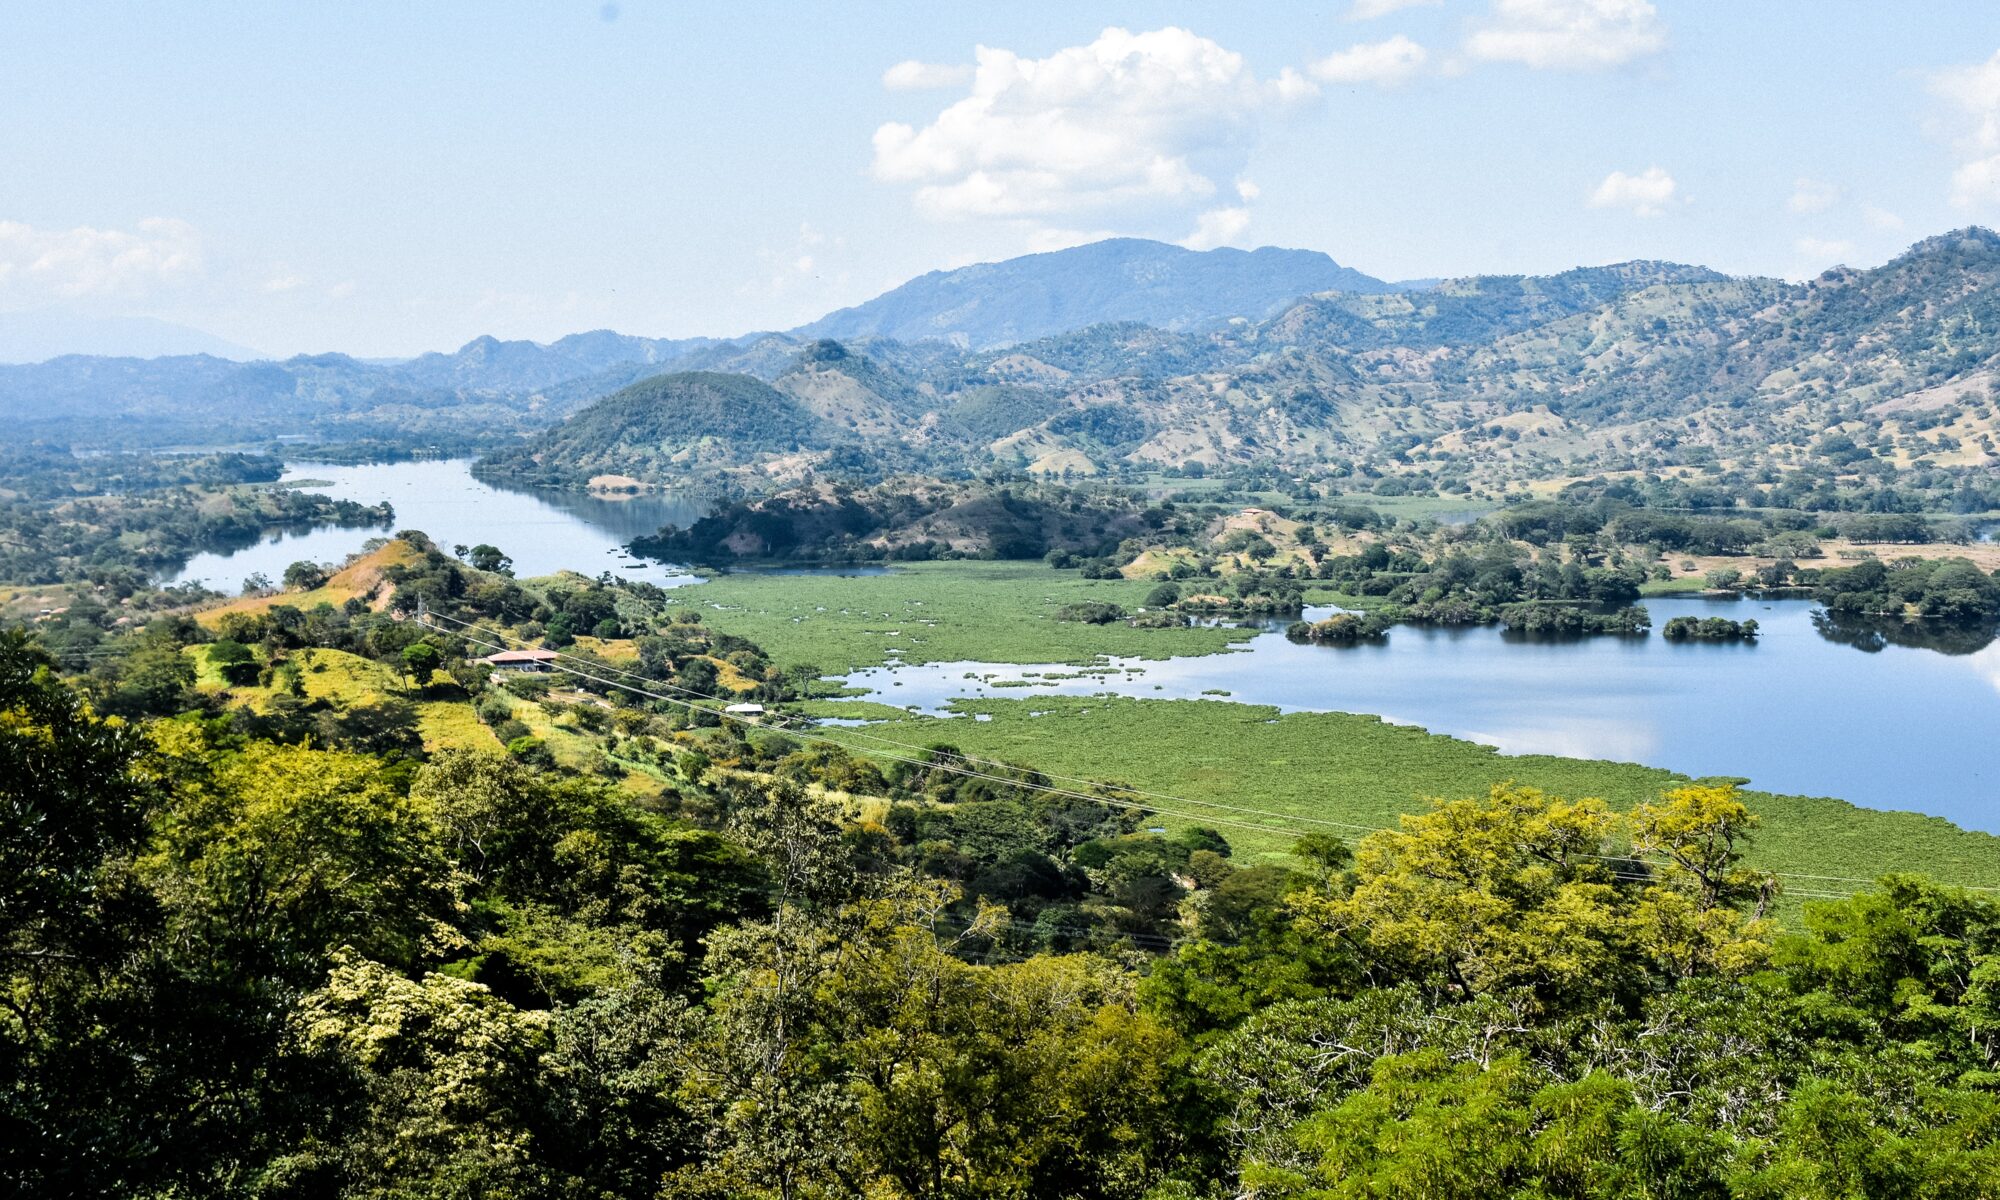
[480,649,560,664]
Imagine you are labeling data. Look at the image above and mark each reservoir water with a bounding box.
[169,458,2000,831]
[837,599,2000,833]
[165,459,709,589]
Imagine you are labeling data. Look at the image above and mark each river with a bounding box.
[164,459,710,589]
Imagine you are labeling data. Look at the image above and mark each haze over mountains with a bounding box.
[6,231,2000,496]
[792,238,1410,349]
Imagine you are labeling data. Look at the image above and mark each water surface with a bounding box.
[165,459,708,588]
[837,597,2000,832]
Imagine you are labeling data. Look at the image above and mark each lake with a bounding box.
[164,459,710,589]
[170,458,2000,831]
[836,597,2000,833]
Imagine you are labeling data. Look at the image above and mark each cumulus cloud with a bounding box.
[1863,204,1906,231]
[1465,0,1666,71]
[1795,236,1857,268]
[1787,178,1841,214]
[0,216,202,301]
[1588,166,1676,217]
[882,59,974,90]
[1347,0,1440,20]
[1183,206,1253,250]
[1932,49,2000,208]
[1311,35,1429,87]
[871,26,1309,237]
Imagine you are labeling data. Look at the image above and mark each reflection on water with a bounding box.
[164,459,710,589]
[1811,610,2000,656]
[835,597,2000,833]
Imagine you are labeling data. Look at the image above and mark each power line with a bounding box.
[421,606,1349,836]
[425,616,1309,841]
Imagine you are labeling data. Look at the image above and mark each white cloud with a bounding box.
[263,270,307,294]
[1931,49,2000,208]
[1311,35,1429,87]
[882,60,974,90]
[1787,177,1841,214]
[1347,0,1440,20]
[0,216,202,301]
[1182,206,1252,250]
[1235,178,1261,202]
[871,26,1309,235]
[1024,226,1125,254]
[1795,236,1856,268]
[1862,204,1905,231]
[1588,166,1676,217]
[1465,0,1665,71]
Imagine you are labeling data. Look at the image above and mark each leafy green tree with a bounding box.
[282,560,328,591]
[1296,785,1630,1008]
[464,544,513,575]
[401,641,443,688]
[290,952,551,1195]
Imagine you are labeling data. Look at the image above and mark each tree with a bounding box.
[1299,785,1630,1008]
[207,637,260,686]
[401,641,443,688]
[465,544,514,575]
[290,952,551,1194]
[1627,784,1776,979]
[282,560,328,591]
[0,629,156,1034]
[152,740,461,977]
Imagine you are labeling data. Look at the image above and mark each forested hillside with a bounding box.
[8,547,2000,1195]
[487,229,2000,510]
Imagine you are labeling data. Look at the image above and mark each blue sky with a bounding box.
[3,1,1997,358]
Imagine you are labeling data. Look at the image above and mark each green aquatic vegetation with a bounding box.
[662,561,1255,671]
[811,696,2000,903]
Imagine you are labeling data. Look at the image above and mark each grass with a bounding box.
[196,539,422,628]
[185,645,500,754]
[1639,576,1712,596]
[662,561,1257,672]
[804,695,2000,908]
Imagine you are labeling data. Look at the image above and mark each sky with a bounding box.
[3,1,1999,359]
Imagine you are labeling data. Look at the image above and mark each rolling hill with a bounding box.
[488,229,2000,499]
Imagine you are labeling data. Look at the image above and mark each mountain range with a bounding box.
[0,238,1405,445]
[482,229,2000,496]
[6,231,2000,503]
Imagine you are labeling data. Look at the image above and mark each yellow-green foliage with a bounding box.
[185,644,500,753]
[196,538,423,628]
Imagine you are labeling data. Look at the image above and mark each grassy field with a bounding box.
[196,539,420,628]
[186,644,501,754]
[662,561,1257,672]
[804,695,2000,906]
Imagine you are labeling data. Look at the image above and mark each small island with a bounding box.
[1287,611,1392,644]
[1662,615,1760,642]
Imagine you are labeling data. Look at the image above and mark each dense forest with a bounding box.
[8,226,2000,1196]
[9,594,2000,1195]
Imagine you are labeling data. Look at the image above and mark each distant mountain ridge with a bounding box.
[791,238,1410,349]
[0,310,265,363]
[0,237,1416,444]
[10,232,2000,484]
[492,228,2000,494]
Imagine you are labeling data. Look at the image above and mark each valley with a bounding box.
[11,228,2000,1195]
